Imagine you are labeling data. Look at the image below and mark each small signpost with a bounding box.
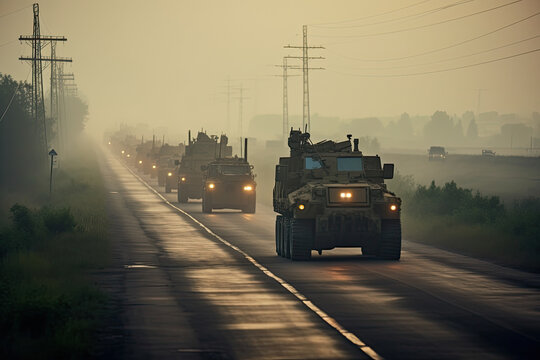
[49,149,58,198]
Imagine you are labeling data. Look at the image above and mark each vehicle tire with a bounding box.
[283,216,291,259]
[243,197,256,213]
[165,184,171,193]
[275,215,283,256]
[289,218,313,261]
[377,219,401,260]
[177,187,188,203]
[202,193,212,213]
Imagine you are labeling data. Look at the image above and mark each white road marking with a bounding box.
[122,161,383,360]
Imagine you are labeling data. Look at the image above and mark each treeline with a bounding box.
[0,72,88,196]
[388,174,540,271]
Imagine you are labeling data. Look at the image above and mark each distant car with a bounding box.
[428,146,447,161]
[482,149,496,157]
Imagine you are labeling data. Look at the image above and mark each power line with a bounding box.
[333,11,540,62]
[0,3,32,19]
[313,0,474,30]
[313,0,522,39]
[309,0,434,27]
[328,47,539,78]
[336,34,540,71]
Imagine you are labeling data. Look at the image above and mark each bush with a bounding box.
[41,207,76,234]
[10,203,35,233]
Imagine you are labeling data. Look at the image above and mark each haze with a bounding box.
[1,0,539,141]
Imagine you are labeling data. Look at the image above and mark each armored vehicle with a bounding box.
[201,139,256,213]
[273,130,401,261]
[177,131,232,203]
[156,144,184,189]
[428,146,447,160]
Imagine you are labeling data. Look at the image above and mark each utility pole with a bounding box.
[275,57,301,142]
[233,84,249,139]
[226,77,231,133]
[19,3,71,156]
[285,25,324,133]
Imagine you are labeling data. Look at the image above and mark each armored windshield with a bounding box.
[220,165,251,175]
[305,157,323,169]
[337,157,363,171]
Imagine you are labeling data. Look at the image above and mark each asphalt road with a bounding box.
[103,151,540,359]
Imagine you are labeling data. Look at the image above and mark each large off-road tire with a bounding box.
[177,187,188,203]
[243,197,256,213]
[283,216,291,259]
[377,219,402,260]
[289,218,313,261]
[202,193,212,213]
[275,216,283,256]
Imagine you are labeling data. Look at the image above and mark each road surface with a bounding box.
[99,151,540,359]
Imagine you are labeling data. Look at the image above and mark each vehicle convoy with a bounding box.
[177,131,232,203]
[428,146,447,160]
[201,139,256,213]
[273,130,401,261]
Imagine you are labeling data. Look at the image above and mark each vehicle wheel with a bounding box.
[243,198,256,213]
[377,219,401,260]
[283,216,291,259]
[165,184,171,193]
[275,215,283,256]
[289,218,313,261]
[202,193,212,213]
[177,187,188,203]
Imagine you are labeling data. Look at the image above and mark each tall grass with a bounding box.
[388,173,540,271]
[0,136,109,359]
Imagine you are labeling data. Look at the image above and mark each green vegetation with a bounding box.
[0,140,109,359]
[388,173,540,271]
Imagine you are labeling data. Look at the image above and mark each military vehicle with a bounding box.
[201,138,256,213]
[156,144,184,190]
[177,131,232,203]
[273,130,401,261]
[428,146,447,161]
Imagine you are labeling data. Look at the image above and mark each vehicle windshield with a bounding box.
[337,157,363,171]
[305,157,323,169]
[220,165,251,175]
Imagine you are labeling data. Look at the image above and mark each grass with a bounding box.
[0,136,109,359]
[387,173,540,272]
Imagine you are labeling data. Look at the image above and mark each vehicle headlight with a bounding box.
[208,183,215,189]
[340,192,352,199]
[167,172,172,177]
[139,160,142,164]
[121,150,125,154]
[298,204,305,210]
[389,204,398,212]
[152,165,156,169]
[127,154,130,158]
[243,185,253,191]
[181,177,186,182]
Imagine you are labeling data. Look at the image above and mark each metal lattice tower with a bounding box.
[19,3,71,155]
[284,25,324,133]
[275,58,300,141]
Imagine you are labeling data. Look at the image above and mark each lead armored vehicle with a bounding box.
[177,131,232,203]
[273,130,401,260]
[201,139,256,213]
[428,146,447,161]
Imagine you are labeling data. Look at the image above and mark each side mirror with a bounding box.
[174,160,180,165]
[201,165,208,171]
[383,163,394,179]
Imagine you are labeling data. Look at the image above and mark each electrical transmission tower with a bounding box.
[275,57,300,142]
[233,84,250,139]
[19,3,71,156]
[285,25,324,133]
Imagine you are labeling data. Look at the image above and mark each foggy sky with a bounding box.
[1,0,539,139]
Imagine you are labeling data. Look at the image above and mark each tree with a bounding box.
[466,118,479,141]
[424,111,453,144]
